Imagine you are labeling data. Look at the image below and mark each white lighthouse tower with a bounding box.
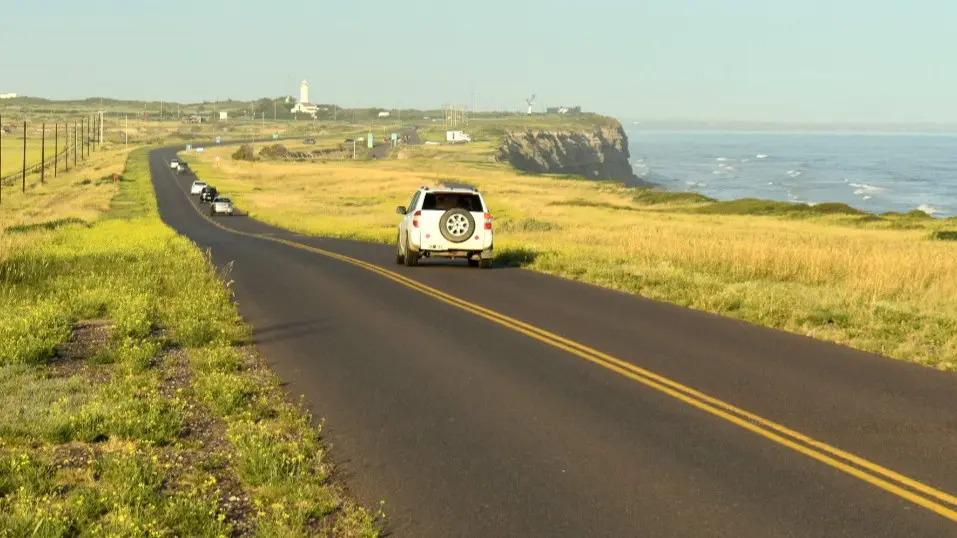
[291,79,318,117]
[299,80,309,105]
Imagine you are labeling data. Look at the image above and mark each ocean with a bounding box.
[626,129,957,217]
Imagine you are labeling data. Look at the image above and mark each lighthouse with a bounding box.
[290,79,318,117]
[299,80,309,105]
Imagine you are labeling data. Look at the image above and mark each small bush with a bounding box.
[258,144,289,159]
[231,144,257,161]
[931,230,957,241]
[633,189,715,205]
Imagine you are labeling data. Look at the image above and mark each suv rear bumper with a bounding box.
[420,247,492,258]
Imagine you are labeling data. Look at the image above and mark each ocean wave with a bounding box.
[631,159,650,178]
[917,204,939,215]
[849,182,887,195]
[716,157,728,162]
[786,169,802,178]
[755,153,768,159]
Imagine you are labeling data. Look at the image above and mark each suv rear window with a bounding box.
[421,192,484,212]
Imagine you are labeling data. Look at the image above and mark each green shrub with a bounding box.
[633,189,715,205]
[232,144,257,161]
[931,230,957,241]
[694,198,863,216]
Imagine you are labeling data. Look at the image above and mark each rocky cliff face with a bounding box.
[495,121,644,185]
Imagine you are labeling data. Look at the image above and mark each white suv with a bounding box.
[209,196,234,216]
[396,187,493,268]
[190,180,207,195]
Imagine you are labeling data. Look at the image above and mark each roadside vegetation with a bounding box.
[184,138,957,371]
[0,146,379,535]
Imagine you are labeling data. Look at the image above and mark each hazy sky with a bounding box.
[2,0,955,123]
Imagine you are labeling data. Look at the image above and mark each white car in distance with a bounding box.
[190,181,207,195]
[396,187,493,268]
[209,196,234,216]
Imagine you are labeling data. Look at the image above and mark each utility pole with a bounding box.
[0,114,3,206]
[274,100,277,121]
[40,122,45,183]
[22,121,27,193]
[124,115,128,147]
[74,122,78,167]
[99,111,104,147]
[54,123,58,177]
[64,123,70,172]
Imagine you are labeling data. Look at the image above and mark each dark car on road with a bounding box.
[200,185,218,203]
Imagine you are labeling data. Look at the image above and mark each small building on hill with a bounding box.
[546,106,582,115]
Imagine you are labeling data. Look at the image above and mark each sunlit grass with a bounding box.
[185,142,957,370]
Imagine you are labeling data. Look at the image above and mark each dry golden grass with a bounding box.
[0,145,133,233]
[183,143,957,370]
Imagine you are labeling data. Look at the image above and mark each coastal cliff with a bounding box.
[495,120,645,185]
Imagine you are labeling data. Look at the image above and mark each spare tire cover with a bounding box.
[439,208,475,243]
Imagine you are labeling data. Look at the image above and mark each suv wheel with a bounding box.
[403,236,418,267]
[438,208,475,243]
[395,234,405,265]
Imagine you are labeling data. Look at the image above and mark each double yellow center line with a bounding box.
[170,158,957,524]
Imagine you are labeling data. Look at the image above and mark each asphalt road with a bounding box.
[151,146,957,537]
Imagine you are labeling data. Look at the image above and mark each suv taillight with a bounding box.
[412,210,422,228]
[484,213,493,230]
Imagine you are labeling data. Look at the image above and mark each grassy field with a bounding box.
[0,147,379,535]
[183,140,957,371]
[1,134,44,178]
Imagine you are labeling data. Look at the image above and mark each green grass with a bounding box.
[692,198,863,216]
[0,146,380,535]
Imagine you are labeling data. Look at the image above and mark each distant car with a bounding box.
[190,181,207,195]
[210,196,234,216]
[199,185,218,203]
[176,161,190,173]
[170,158,180,170]
[215,136,222,144]
[395,186,493,268]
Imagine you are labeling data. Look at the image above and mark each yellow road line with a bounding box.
[168,162,957,523]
